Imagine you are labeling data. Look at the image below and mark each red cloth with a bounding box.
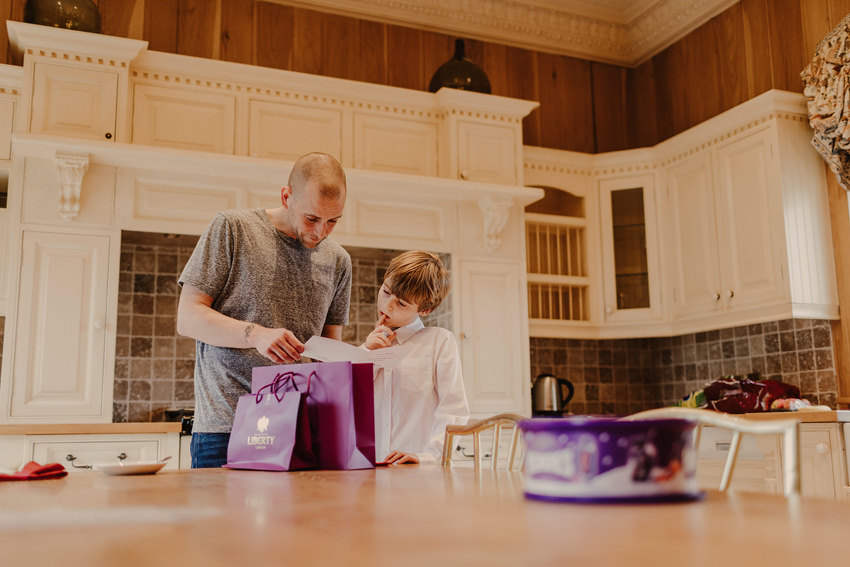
[0,461,67,481]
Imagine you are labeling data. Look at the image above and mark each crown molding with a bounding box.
[268,0,738,67]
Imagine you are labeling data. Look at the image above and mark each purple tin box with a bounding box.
[519,417,702,503]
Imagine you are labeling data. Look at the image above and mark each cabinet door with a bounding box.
[799,426,838,500]
[459,260,526,415]
[0,210,7,314]
[10,231,111,419]
[30,63,117,141]
[714,130,788,310]
[132,83,235,154]
[249,100,341,162]
[696,426,782,494]
[666,153,722,319]
[457,121,517,184]
[0,96,15,159]
[353,114,438,176]
[598,174,663,323]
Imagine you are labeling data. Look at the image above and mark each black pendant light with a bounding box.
[24,0,102,33]
[428,39,491,94]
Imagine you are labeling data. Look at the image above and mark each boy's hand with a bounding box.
[363,314,396,350]
[380,451,419,465]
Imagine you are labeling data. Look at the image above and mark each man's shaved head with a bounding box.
[288,152,346,200]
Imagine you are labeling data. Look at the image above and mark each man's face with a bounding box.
[376,281,428,328]
[282,182,345,249]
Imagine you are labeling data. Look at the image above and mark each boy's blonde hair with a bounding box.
[384,251,449,313]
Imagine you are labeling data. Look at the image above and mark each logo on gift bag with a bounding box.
[248,416,274,447]
[257,416,270,433]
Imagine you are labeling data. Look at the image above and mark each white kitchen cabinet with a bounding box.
[30,434,177,473]
[456,121,517,184]
[132,83,236,154]
[352,113,438,176]
[30,62,117,142]
[598,173,664,324]
[249,99,342,162]
[0,209,7,315]
[798,425,842,500]
[458,259,529,416]
[0,430,180,473]
[697,422,848,500]
[523,90,837,340]
[0,96,15,159]
[696,424,783,494]
[666,129,788,323]
[5,230,115,421]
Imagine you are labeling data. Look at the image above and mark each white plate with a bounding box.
[94,461,168,476]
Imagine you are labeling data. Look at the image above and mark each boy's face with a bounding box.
[376,280,430,328]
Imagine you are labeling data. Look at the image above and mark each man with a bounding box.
[177,152,351,468]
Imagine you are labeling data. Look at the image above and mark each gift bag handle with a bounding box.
[255,370,317,403]
[271,371,316,397]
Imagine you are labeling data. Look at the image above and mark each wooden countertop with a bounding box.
[0,422,182,435]
[735,409,850,423]
[1,466,849,566]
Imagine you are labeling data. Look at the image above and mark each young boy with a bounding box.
[362,251,469,465]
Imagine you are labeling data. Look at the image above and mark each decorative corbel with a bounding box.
[55,153,90,221]
[478,196,513,253]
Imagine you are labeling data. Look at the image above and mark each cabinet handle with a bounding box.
[459,170,469,180]
[713,292,721,301]
[727,289,735,298]
[460,332,471,340]
[65,454,92,469]
[104,132,113,140]
[117,452,127,461]
[816,442,829,454]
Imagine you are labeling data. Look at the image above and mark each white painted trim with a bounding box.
[7,21,147,63]
[266,0,738,67]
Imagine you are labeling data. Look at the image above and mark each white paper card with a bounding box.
[302,336,410,368]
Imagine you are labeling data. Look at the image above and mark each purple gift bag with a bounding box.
[225,372,317,471]
[252,361,375,470]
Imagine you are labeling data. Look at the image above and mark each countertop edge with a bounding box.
[0,423,183,435]
[735,410,850,423]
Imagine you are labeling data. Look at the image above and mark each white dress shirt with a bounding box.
[368,318,470,463]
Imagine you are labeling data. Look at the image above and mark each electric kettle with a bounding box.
[531,373,575,417]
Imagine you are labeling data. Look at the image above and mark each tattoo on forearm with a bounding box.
[244,324,255,344]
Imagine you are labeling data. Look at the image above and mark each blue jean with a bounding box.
[191,432,230,468]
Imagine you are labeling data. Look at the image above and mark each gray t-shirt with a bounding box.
[179,209,351,433]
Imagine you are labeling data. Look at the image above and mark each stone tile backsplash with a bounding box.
[112,235,452,422]
[530,318,838,415]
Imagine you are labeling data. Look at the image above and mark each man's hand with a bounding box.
[363,314,396,350]
[248,326,305,363]
[380,451,419,465]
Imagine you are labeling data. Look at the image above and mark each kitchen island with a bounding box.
[1,465,848,566]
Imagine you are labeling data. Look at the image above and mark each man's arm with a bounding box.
[321,324,342,340]
[177,284,304,363]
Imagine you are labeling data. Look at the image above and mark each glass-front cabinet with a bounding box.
[598,174,663,323]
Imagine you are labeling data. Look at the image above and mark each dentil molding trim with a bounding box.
[270,0,738,66]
